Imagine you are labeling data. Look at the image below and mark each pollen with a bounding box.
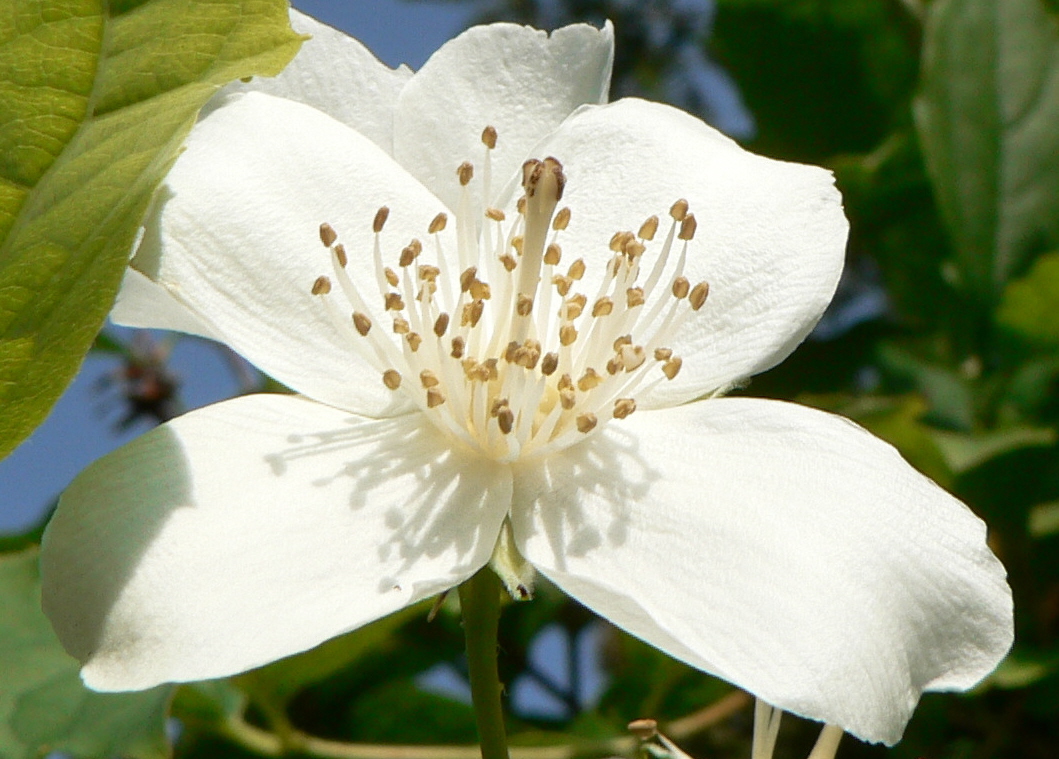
[309,141,711,462]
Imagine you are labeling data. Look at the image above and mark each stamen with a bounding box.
[689,282,710,310]
[638,215,659,240]
[373,206,389,233]
[420,370,440,388]
[426,387,446,407]
[382,369,402,389]
[679,213,698,241]
[334,244,348,268]
[352,312,372,336]
[319,222,337,247]
[311,276,331,295]
[433,313,450,337]
[481,125,498,149]
[458,161,474,186]
[576,413,597,433]
[429,213,448,233]
[613,398,636,419]
[553,207,571,231]
[670,198,689,221]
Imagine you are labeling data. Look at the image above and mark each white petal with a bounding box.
[394,22,614,212]
[131,91,455,416]
[41,394,510,690]
[205,10,412,154]
[523,98,848,407]
[111,268,220,341]
[511,398,1012,745]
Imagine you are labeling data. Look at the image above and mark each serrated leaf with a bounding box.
[997,250,1059,344]
[0,548,174,759]
[0,0,304,459]
[914,0,1059,305]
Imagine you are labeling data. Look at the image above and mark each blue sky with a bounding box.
[0,1,480,532]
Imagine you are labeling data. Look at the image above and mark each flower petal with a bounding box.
[111,268,220,340]
[511,398,1012,744]
[206,10,412,154]
[393,21,614,213]
[523,98,848,407]
[125,91,455,416]
[41,394,510,690]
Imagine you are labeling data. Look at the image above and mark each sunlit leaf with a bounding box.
[998,250,1059,345]
[931,426,1056,475]
[0,0,304,458]
[0,548,174,759]
[914,0,1059,305]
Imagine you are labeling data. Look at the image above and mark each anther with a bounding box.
[553,207,571,231]
[654,347,673,361]
[672,277,690,299]
[433,313,450,337]
[392,317,410,334]
[576,413,598,433]
[426,387,446,408]
[499,254,518,272]
[638,215,659,240]
[333,244,348,268]
[384,267,399,287]
[319,222,337,247]
[429,213,448,234]
[541,352,559,376]
[592,297,614,317]
[560,325,578,346]
[311,276,331,295]
[469,280,492,300]
[544,243,562,266]
[689,282,710,310]
[620,345,646,371]
[486,207,506,222]
[462,300,484,327]
[679,213,698,241]
[511,236,524,256]
[460,267,478,293]
[373,207,389,233]
[420,370,440,388]
[578,368,603,391]
[552,275,573,297]
[662,357,683,379]
[626,287,645,308]
[352,312,372,336]
[399,241,421,267]
[516,295,534,317]
[609,231,629,252]
[450,336,465,358]
[458,161,474,186]
[567,259,586,281]
[497,407,515,434]
[406,332,423,351]
[606,356,622,375]
[516,196,526,215]
[670,199,689,221]
[382,369,402,390]
[419,265,440,282]
[557,373,574,391]
[560,388,576,409]
[613,334,633,351]
[504,341,520,363]
[490,398,509,417]
[384,293,404,311]
[481,125,498,149]
[613,398,637,419]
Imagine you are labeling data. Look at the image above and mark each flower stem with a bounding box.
[459,567,510,759]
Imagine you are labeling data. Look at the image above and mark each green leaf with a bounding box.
[930,426,1056,474]
[997,250,1059,344]
[914,0,1059,306]
[0,0,304,459]
[0,548,174,759]
[1028,500,1059,538]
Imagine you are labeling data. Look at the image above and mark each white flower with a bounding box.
[40,11,1012,748]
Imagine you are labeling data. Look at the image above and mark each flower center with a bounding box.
[311,127,708,463]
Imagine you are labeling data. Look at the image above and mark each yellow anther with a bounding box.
[392,317,410,334]
[373,206,390,233]
[500,254,518,272]
[497,407,515,434]
[319,222,337,247]
[420,370,440,388]
[352,312,372,336]
[613,398,637,420]
[450,336,465,358]
[516,294,534,316]
[384,267,399,287]
[560,388,576,410]
[613,334,633,351]
[516,196,527,215]
[481,125,498,149]
[690,282,710,310]
[486,207,506,221]
[626,287,645,308]
[662,357,683,379]
[567,259,586,281]
[670,198,689,221]
[511,236,524,256]
[462,300,485,327]
[559,325,578,346]
[679,213,698,241]
[384,292,404,311]
[406,332,423,351]
[426,387,446,407]
[382,369,402,390]
[672,277,690,298]
[577,368,603,391]
[557,373,574,391]
[552,275,572,297]
[592,297,614,317]
[638,215,659,240]
[469,280,492,300]
[544,243,562,266]
[606,356,622,375]
[553,206,571,231]
[460,267,478,293]
[433,313,450,337]
[576,413,598,433]
[620,344,646,372]
[333,244,348,268]
[429,213,448,234]
[458,161,474,186]
[654,347,673,361]
[311,276,331,295]
[541,352,559,376]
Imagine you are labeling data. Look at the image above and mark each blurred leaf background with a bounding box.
[2,0,1058,757]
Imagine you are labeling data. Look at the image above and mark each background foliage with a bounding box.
[2,0,1058,758]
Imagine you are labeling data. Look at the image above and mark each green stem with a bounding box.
[458,567,511,759]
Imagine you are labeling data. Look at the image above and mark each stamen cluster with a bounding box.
[311,128,708,462]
